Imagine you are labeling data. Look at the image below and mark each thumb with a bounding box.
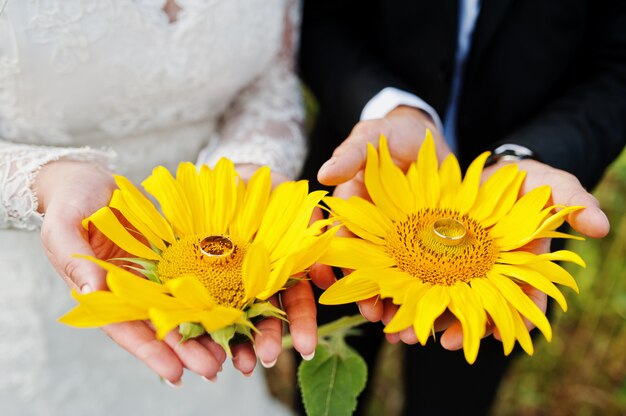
[41,203,108,293]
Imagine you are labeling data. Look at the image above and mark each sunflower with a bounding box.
[60,159,334,354]
[318,133,585,363]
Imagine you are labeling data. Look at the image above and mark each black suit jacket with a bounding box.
[299,0,626,190]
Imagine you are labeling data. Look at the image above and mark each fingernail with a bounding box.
[218,365,223,373]
[301,351,315,361]
[202,376,217,383]
[80,284,93,294]
[165,379,182,388]
[260,358,278,369]
[243,370,254,378]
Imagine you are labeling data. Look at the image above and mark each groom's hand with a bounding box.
[310,106,451,313]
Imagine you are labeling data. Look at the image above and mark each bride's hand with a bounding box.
[33,160,225,385]
[231,164,318,375]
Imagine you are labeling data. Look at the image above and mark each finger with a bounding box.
[102,321,184,383]
[357,296,383,322]
[381,299,398,326]
[332,174,370,201]
[41,204,107,292]
[318,126,381,185]
[254,296,283,368]
[563,195,609,238]
[520,285,548,332]
[231,342,257,376]
[440,320,464,351]
[433,311,457,333]
[282,280,317,359]
[308,263,337,289]
[163,330,223,379]
[196,335,228,365]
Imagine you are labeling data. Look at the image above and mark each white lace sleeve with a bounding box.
[196,0,306,179]
[0,141,115,230]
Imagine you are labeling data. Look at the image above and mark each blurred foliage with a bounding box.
[493,148,626,416]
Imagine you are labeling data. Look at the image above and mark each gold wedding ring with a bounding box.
[200,235,234,257]
[432,218,467,246]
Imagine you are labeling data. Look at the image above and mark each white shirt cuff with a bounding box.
[360,87,444,133]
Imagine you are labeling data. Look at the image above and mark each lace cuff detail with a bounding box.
[0,142,116,230]
[196,0,306,179]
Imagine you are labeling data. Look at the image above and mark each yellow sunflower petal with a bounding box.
[480,170,526,228]
[379,135,414,213]
[142,166,194,237]
[257,256,295,300]
[414,284,450,345]
[149,308,206,339]
[490,185,551,243]
[199,306,246,332]
[317,238,396,270]
[497,250,586,268]
[176,162,206,234]
[470,164,519,221]
[456,151,490,213]
[255,181,308,257]
[509,304,534,355]
[319,271,381,305]
[164,276,216,310]
[376,269,422,303]
[438,153,462,209]
[243,242,271,300]
[487,271,552,341]
[471,278,516,355]
[447,282,487,364]
[415,131,439,207]
[113,175,176,244]
[290,226,338,273]
[59,289,149,327]
[524,260,580,293]
[110,190,167,252]
[272,189,327,260]
[324,196,392,239]
[232,166,271,242]
[211,158,238,235]
[493,264,568,311]
[384,283,429,333]
[364,142,404,221]
[86,207,161,260]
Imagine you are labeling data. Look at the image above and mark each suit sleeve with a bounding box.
[299,0,413,139]
[501,1,626,189]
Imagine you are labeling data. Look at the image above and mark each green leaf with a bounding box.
[178,322,206,342]
[298,339,367,416]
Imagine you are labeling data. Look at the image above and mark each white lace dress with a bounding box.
[0,1,303,414]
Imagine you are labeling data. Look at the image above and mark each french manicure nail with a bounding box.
[301,351,315,361]
[260,358,278,369]
[80,284,93,294]
[243,370,254,378]
[165,379,182,388]
[202,376,217,383]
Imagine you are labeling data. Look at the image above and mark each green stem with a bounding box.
[282,314,368,350]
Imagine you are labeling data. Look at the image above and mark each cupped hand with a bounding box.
[34,160,226,384]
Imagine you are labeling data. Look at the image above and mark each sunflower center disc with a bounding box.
[158,234,246,308]
[386,208,499,286]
